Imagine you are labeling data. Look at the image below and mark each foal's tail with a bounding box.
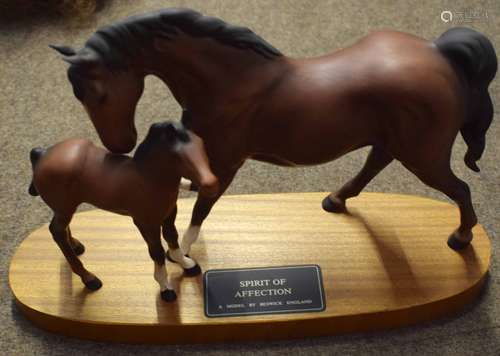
[434,27,497,172]
[28,147,46,196]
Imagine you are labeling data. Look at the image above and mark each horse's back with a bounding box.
[249,30,463,164]
[33,138,96,212]
[35,139,94,180]
[353,31,464,156]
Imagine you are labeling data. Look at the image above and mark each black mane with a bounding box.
[84,8,282,69]
[133,121,189,162]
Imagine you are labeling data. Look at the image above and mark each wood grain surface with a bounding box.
[8,192,491,344]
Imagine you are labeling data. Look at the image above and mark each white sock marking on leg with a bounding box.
[180,178,192,191]
[181,225,200,255]
[154,263,172,291]
[169,248,196,269]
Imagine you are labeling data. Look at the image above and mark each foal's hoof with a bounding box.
[84,277,103,291]
[161,289,177,302]
[184,264,202,277]
[165,250,191,263]
[447,231,473,251]
[322,195,346,213]
[72,241,85,256]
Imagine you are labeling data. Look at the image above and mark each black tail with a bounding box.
[434,27,497,172]
[29,147,46,196]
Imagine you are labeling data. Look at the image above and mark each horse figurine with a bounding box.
[49,8,497,254]
[29,121,218,301]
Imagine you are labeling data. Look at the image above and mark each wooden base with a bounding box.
[9,192,491,344]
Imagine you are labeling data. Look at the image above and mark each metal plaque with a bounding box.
[204,265,326,317]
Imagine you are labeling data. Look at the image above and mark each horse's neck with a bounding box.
[143,35,282,112]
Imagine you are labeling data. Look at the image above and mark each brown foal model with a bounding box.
[29,121,218,301]
[49,8,497,254]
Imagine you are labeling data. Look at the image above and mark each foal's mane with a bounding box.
[133,121,189,162]
[84,8,283,70]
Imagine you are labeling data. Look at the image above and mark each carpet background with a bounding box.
[1,0,498,354]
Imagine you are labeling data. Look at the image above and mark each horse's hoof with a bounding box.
[447,237,470,251]
[322,195,346,213]
[447,231,472,251]
[72,241,85,256]
[84,277,103,291]
[165,250,191,263]
[161,289,177,302]
[184,264,202,277]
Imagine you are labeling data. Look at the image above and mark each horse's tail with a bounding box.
[434,27,497,172]
[28,147,46,196]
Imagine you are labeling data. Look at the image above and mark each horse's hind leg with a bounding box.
[67,227,85,255]
[323,146,393,213]
[49,213,102,290]
[402,162,477,250]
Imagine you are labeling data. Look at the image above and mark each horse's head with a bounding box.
[51,45,144,154]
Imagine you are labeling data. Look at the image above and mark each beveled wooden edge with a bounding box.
[10,192,492,344]
[12,272,488,344]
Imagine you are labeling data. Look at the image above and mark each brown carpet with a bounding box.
[1,0,499,354]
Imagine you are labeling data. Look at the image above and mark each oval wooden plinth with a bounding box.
[9,192,491,344]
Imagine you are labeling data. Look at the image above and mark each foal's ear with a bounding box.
[175,131,219,197]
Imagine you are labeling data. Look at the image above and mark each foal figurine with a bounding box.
[28,121,218,301]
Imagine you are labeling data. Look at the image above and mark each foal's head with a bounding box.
[135,122,219,197]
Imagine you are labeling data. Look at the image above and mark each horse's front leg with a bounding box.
[162,204,202,276]
[133,220,176,302]
[181,168,240,255]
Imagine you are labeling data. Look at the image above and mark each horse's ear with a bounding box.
[61,52,100,67]
[49,44,76,56]
[50,46,100,68]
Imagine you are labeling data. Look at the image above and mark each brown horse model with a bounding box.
[29,121,218,301]
[50,8,497,254]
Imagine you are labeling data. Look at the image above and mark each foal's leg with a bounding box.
[162,205,201,276]
[402,162,478,250]
[49,213,102,290]
[182,169,239,255]
[133,220,176,302]
[323,146,393,213]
